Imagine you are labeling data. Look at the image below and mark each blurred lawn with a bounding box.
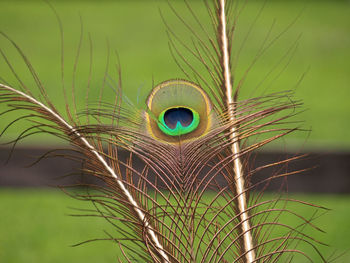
[0,0,349,149]
[0,1,349,262]
[0,189,349,262]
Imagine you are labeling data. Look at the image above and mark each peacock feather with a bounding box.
[0,0,331,262]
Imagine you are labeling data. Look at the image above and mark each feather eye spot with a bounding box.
[158,107,200,136]
[145,79,216,143]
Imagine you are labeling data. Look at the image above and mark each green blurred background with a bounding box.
[0,0,349,149]
[0,0,349,262]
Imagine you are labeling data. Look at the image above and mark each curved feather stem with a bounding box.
[0,83,170,263]
[218,0,256,262]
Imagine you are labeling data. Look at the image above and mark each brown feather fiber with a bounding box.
[0,1,331,262]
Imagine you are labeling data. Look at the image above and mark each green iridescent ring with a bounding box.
[157,107,200,136]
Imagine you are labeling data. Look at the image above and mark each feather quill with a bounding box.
[0,0,329,262]
[0,82,170,262]
[217,1,255,261]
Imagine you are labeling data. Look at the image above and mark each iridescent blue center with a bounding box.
[157,106,200,136]
[164,107,193,129]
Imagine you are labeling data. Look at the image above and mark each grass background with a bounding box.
[0,0,349,262]
[0,0,349,149]
[0,190,349,262]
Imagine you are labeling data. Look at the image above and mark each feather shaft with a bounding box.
[0,83,170,263]
[218,0,256,262]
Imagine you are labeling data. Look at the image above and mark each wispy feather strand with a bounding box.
[0,0,330,262]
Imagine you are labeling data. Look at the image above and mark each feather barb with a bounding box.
[0,83,170,263]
